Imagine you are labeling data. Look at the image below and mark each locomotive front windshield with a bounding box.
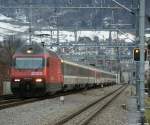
[15,57,44,69]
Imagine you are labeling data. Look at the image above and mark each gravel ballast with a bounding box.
[87,86,131,125]
[0,85,122,125]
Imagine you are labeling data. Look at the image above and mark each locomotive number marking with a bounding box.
[31,72,43,75]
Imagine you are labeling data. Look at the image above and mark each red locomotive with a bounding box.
[10,43,116,97]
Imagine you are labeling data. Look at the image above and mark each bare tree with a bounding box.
[0,35,25,66]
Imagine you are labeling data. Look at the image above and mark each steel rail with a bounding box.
[53,85,127,125]
[0,98,39,110]
[79,85,127,125]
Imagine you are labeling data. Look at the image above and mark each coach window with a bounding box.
[67,64,72,75]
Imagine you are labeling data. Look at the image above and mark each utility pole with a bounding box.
[74,29,77,43]
[139,0,145,124]
[74,22,78,43]
[56,16,59,45]
[29,0,32,44]
[112,1,145,123]
[116,31,121,84]
[116,47,121,84]
[135,1,140,109]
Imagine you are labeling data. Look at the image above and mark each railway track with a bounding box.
[53,85,127,125]
[0,98,41,110]
[0,98,20,105]
[0,86,105,110]
[0,94,16,100]
[0,85,123,111]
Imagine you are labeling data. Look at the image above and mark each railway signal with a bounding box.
[148,43,150,50]
[133,48,147,61]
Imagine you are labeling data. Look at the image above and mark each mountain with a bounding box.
[1,0,149,29]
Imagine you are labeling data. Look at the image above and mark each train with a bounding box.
[10,43,117,97]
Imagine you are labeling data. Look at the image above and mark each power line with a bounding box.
[0,5,128,9]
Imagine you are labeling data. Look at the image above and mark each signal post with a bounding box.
[139,0,145,124]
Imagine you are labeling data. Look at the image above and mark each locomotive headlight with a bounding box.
[26,47,33,54]
[27,50,32,54]
[14,78,21,82]
[35,78,43,82]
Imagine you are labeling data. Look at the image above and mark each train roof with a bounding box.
[62,59,116,76]
[15,42,59,58]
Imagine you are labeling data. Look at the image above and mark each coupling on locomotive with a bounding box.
[10,43,117,97]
